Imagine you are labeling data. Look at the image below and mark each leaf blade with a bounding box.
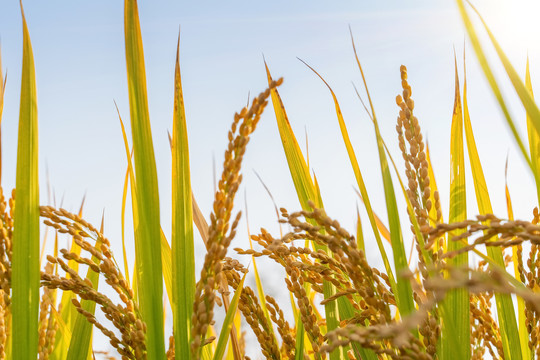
[12,4,40,359]
[124,0,165,358]
[440,60,469,360]
[462,58,521,360]
[171,34,195,360]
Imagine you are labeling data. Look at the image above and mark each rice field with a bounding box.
[2,1,540,359]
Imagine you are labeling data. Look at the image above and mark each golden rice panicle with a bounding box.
[0,188,13,306]
[469,291,503,360]
[395,65,431,222]
[190,78,283,357]
[223,260,280,359]
[265,295,295,360]
[395,65,438,284]
[286,205,392,323]
[285,262,323,357]
[523,208,540,356]
[40,207,145,359]
[322,308,432,359]
[37,263,59,360]
[418,311,440,357]
[238,328,247,359]
[469,259,503,359]
[395,65,440,260]
[0,186,12,360]
[0,290,5,360]
[427,214,540,260]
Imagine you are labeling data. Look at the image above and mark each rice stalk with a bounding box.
[190,78,283,358]
[12,2,40,358]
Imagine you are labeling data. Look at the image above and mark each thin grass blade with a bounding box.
[121,158,131,286]
[116,104,140,295]
[160,228,173,308]
[354,190,391,244]
[12,3,40,359]
[462,57,521,360]
[300,59,396,295]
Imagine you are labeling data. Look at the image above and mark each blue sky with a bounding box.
[1,0,540,354]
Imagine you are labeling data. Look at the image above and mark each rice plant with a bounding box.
[2,0,540,359]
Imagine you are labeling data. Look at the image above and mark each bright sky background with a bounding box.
[2,0,540,356]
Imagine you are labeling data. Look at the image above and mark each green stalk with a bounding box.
[462,58,521,360]
[440,60,469,360]
[172,35,195,360]
[12,3,40,359]
[124,0,165,358]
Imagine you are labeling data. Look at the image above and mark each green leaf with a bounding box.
[124,0,165,358]
[294,317,305,360]
[440,59,469,360]
[171,34,195,360]
[462,57,521,360]
[12,3,40,359]
[264,62,318,211]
